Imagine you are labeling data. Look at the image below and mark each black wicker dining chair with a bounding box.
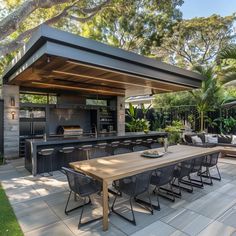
[150,165,176,210]
[62,167,102,228]
[180,156,205,188]
[200,152,221,185]
[111,170,153,225]
[172,160,194,197]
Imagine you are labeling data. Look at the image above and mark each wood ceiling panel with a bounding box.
[9,55,192,96]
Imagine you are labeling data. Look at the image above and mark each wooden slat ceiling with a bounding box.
[10,55,193,97]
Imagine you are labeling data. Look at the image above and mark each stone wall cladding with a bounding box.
[117,96,125,135]
[2,85,20,159]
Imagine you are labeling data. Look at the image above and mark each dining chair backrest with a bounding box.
[151,164,175,186]
[203,152,220,167]
[174,160,193,179]
[134,170,152,195]
[133,145,149,152]
[62,167,91,195]
[191,156,205,173]
[119,170,152,196]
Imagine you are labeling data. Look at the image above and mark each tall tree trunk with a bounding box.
[200,111,204,132]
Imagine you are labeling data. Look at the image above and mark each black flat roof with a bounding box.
[2,24,203,89]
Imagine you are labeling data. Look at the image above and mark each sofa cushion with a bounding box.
[184,133,205,144]
[207,135,218,143]
[232,135,236,144]
[218,134,232,144]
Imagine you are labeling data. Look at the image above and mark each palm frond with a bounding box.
[222,72,236,84]
[218,44,236,60]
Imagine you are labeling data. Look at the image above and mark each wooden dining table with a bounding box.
[70,144,222,231]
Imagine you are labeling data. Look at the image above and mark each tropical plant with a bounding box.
[205,117,218,133]
[140,103,151,119]
[187,114,195,130]
[190,66,222,132]
[164,120,183,144]
[126,103,150,132]
[222,116,236,134]
[218,44,236,84]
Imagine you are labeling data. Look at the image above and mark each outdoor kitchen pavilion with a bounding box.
[1,24,203,159]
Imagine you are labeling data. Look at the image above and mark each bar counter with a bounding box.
[25,132,167,176]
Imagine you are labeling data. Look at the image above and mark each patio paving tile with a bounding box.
[108,199,176,235]
[129,220,187,236]
[16,205,60,233]
[2,158,236,236]
[217,204,236,228]
[184,191,236,219]
[161,208,213,236]
[5,185,41,204]
[215,183,236,197]
[197,221,236,236]
[63,214,126,236]
[12,198,49,218]
[24,222,75,236]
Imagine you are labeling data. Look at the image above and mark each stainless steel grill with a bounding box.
[57,126,83,136]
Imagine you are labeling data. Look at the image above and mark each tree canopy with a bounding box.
[157,14,236,68]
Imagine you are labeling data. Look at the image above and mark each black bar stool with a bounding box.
[122,139,132,146]
[38,148,54,177]
[59,147,75,168]
[133,139,143,145]
[92,142,110,159]
[79,144,93,160]
[150,138,162,149]
[109,141,120,155]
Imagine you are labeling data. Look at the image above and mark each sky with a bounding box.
[180,0,236,19]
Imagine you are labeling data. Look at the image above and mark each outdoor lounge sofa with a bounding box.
[184,133,236,147]
[183,133,236,157]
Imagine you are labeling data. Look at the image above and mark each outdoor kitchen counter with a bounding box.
[25,132,167,175]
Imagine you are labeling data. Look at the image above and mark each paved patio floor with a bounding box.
[1,157,236,236]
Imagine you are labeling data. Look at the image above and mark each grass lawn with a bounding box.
[0,184,23,236]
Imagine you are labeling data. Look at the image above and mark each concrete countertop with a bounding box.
[26,131,167,146]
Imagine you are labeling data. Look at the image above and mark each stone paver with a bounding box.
[1,157,236,236]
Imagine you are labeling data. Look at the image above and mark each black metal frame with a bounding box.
[111,172,154,226]
[111,192,153,226]
[199,165,221,185]
[199,153,222,185]
[64,190,103,227]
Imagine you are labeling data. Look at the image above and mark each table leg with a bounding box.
[102,180,109,231]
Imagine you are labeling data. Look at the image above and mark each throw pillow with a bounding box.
[207,136,218,144]
[191,136,203,145]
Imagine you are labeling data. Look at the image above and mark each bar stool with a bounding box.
[91,142,110,159]
[79,144,93,160]
[150,138,162,149]
[109,141,120,155]
[144,138,154,148]
[38,148,54,177]
[122,139,132,146]
[133,139,143,145]
[59,147,75,168]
